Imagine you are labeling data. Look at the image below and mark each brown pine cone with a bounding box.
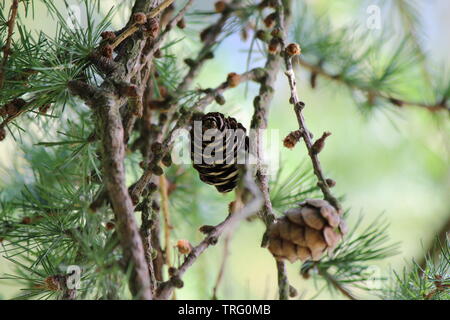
[268,199,347,262]
[190,112,248,193]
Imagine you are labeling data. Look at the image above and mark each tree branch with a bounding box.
[68,0,170,300]
[131,68,265,201]
[155,170,263,300]
[249,0,291,300]
[0,0,19,89]
[298,58,449,113]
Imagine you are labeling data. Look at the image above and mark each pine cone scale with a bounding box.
[268,199,346,263]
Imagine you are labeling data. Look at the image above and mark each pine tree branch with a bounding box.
[177,0,241,92]
[276,260,289,300]
[150,0,241,144]
[0,0,19,89]
[137,0,195,77]
[279,46,341,210]
[155,170,263,300]
[212,228,233,299]
[139,196,158,292]
[159,175,173,272]
[0,98,34,130]
[131,68,265,201]
[418,215,450,271]
[249,0,292,300]
[111,0,175,50]
[96,94,152,300]
[298,58,449,113]
[68,0,171,300]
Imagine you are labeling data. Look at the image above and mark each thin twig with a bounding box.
[212,231,233,300]
[280,44,341,209]
[177,0,241,92]
[136,0,195,77]
[148,0,176,18]
[151,0,240,138]
[67,0,171,300]
[249,0,291,300]
[298,58,449,112]
[156,170,263,300]
[318,268,357,300]
[110,0,176,50]
[139,196,158,292]
[131,68,264,200]
[159,175,173,269]
[276,260,289,300]
[0,0,19,89]
[279,0,354,300]
[0,99,34,130]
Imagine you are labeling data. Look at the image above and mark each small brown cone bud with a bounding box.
[13,98,27,109]
[162,154,172,167]
[227,72,241,88]
[0,106,7,118]
[147,182,158,194]
[389,98,404,107]
[240,28,249,41]
[215,94,226,105]
[258,0,269,10]
[158,86,169,99]
[263,13,277,28]
[176,239,192,255]
[184,58,197,68]
[39,104,51,114]
[200,27,212,42]
[268,38,279,55]
[5,103,19,116]
[215,1,227,13]
[256,30,269,42]
[133,12,147,25]
[45,276,61,291]
[101,31,116,41]
[121,84,139,98]
[326,178,336,188]
[151,142,163,154]
[22,217,32,225]
[177,18,186,29]
[168,267,177,277]
[271,27,282,38]
[0,128,6,141]
[146,18,160,37]
[283,130,302,149]
[151,164,164,176]
[268,199,345,263]
[199,225,216,234]
[289,285,298,298]
[204,51,214,60]
[312,132,331,155]
[172,276,184,288]
[286,43,301,56]
[101,45,113,59]
[154,48,162,58]
[105,221,116,231]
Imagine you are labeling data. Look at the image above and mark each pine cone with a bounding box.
[190,112,248,193]
[268,199,347,263]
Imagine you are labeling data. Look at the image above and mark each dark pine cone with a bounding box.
[190,112,248,193]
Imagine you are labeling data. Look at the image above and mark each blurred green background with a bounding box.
[0,0,449,299]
